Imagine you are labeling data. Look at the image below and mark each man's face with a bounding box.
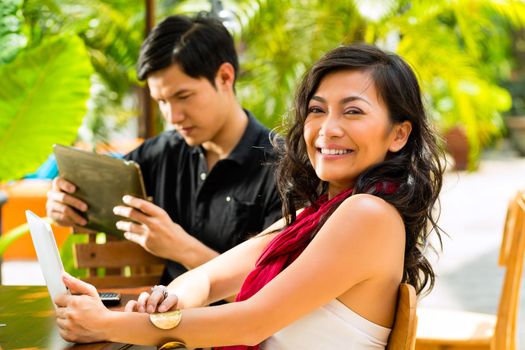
[147,64,229,146]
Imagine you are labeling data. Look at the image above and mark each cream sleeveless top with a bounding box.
[260,299,391,350]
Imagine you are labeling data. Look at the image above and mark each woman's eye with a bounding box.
[308,106,324,114]
[178,94,191,100]
[344,108,363,115]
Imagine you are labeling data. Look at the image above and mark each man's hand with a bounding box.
[114,195,192,262]
[46,177,88,227]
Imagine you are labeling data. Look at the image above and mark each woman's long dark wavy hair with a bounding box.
[275,44,445,295]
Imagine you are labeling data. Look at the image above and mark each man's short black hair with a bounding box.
[137,14,239,87]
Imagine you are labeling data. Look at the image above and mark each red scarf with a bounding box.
[218,183,395,350]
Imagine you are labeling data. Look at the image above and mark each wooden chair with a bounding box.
[387,283,418,350]
[73,231,165,288]
[415,191,525,350]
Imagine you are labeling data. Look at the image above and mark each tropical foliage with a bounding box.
[0,0,93,181]
[218,0,523,169]
[1,0,524,181]
[0,0,524,271]
[0,0,147,182]
[0,35,92,180]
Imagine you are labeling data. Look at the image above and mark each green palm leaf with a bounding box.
[0,35,92,181]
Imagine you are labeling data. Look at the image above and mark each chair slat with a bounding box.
[83,275,162,289]
[74,240,164,268]
[73,234,165,288]
[387,283,417,350]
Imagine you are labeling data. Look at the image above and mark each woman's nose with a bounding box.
[319,113,344,138]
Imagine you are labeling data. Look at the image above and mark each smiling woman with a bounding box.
[303,70,412,197]
[53,44,444,350]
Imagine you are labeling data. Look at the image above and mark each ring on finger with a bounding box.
[151,285,169,300]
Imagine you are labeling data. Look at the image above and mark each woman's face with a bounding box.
[303,69,410,196]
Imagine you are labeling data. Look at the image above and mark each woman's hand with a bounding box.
[125,285,179,313]
[54,273,111,343]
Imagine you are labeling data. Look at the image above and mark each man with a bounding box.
[46,14,282,284]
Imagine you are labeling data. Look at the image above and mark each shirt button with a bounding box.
[226,196,231,202]
[200,172,207,181]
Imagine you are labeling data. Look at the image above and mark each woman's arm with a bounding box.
[56,196,404,347]
[166,220,283,308]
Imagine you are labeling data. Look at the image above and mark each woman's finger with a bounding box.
[146,288,166,313]
[136,292,151,313]
[125,300,138,313]
[158,293,179,312]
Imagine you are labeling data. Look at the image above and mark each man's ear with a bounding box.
[215,62,235,91]
[389,120,412,152]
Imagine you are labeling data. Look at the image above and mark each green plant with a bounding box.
[171,0,523,169]
[0,1,92,269]
[18,0,147,146]
[502,78,525,116]
[0,35,93,181]
[0,0,26,64]
[11,0,520,168]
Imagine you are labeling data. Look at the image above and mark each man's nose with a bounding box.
[163,103,185,124]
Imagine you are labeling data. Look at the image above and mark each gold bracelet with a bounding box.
[149,310,183,330]
[158,340,187,349]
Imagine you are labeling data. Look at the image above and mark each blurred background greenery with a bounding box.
[1,0,525,180]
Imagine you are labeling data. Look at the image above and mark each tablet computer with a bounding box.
[26,210,122,307]
[53,144,147,238]
[26,210,69,305]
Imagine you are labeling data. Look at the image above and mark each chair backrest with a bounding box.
[386,283,418,350]
[494,191,525,350]
[73,231,165,288]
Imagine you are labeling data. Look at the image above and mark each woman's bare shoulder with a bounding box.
[339,193,403,226]
[321,193,406,252]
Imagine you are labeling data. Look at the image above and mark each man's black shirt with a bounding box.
[125,111,282,283]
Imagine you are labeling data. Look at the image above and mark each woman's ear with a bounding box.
[215,62,235,91]
[389,120,412,152]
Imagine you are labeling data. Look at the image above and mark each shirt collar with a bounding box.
[227,109,270,165]
[191,109,270,165]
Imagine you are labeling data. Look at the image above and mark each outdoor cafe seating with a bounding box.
[416,191,525,350]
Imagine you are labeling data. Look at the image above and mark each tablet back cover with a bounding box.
[53,144,147,238]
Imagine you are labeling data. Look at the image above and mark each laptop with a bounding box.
[25,210,69,306]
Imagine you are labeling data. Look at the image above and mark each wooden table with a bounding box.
[0,285,155,350]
